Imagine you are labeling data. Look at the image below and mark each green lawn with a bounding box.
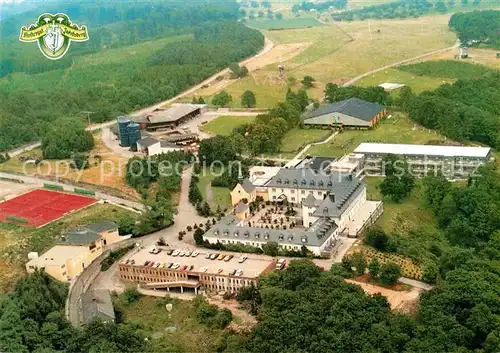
[200,116,256,136]
[307,112,447,158]
[115,295,225,352]
[364,177,437,235]
[280,128,332,153]
[197,167,232,212]
[356,68,455,93]
[247,17,324,30]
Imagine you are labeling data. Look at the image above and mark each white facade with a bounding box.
[268,186,327,205]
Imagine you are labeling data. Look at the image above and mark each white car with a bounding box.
[200,267,207,272]
[238,256,247,263]
[179,251,185,257]
[185,251,191,257]
[172,263,180,269]
[154,262,161,268]
[172,250,180,257]
[191,251,199,257]
[236,269,243,276]
[205,253,211,259]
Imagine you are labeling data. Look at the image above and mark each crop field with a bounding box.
[0,203,137,291]
[307,112,447,157]
[356,68,454,93]
[115,295,228,352]
[200,116,256,136]
[247,17,324,30]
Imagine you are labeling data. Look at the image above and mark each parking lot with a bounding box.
[126,247,275,279]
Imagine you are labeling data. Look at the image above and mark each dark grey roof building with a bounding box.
[57,228,102,246]
[241,178,256,193]
[86,221,118,234]
[81,289,115,325]
[304,98,386,128]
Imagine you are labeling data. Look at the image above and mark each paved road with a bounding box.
[0,171,145,211]
[342,41,460,87]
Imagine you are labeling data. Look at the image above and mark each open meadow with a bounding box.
[200,115,256,136]
[197,166,232,212]
[307,112,448,157]
[0,203,137,291]
[207,14,457,109]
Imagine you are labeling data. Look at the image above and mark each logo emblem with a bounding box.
[20,13,89,60]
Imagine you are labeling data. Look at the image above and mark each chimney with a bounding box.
[329,192,335,203]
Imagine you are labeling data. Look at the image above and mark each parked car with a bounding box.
[200,267,208,272]
[172,250,180,256]
[217,254,225,260]
[144,261,150,266]
[166,262,173,268]
[229,269,237,276]
[185,251,191,257]
[224,255,233,262]
[172,263,180,269]
[179,251,185,257]
[129,259,135,265]
[166,249,174,255]
[238,256,247,263]
[236,269,243,276]
[180,265,187,271]
[192,251,199,257]
[147,261,155,267]
[217,268,223,274]
[205,253,211,259]
[210,253,218,260]
[276,258,287,270]
[188,265,194,271]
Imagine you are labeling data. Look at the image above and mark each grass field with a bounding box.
[307,112,447,157]
[356,68,454,93]
[200,116,256,136]
[280,128,332,153]
[247,17,324,30]
[0,203,137,292]
[115,295,226,352]
[0,134,139,200]
[197,167,232,212]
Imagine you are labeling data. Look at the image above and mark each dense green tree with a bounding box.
[198,136,237,165]
[262,241,279,256]
[379,262,401,285]
[212,90,233,107]
[364,227,390,251]
[368,258,381,279]
[72,153,89,170]
[41,118,94,159]
[301,75,315,88]
[241,90,257,108]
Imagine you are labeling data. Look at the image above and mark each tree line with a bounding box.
[333,0,484,22]
[449,10,500,49]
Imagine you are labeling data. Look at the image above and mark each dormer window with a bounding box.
[301,179,307,185]
[288,235,293,242]
[284,179,289,185]
[323,207,328,213]
[277,178,282,184]
[264,232,270,240]
[293,179,298,185]
[244,231,250,238]
[223,230,229,236]
[310,180,315,186]
[234,231,239,237]
[255,232,260,239]
[278,234,284,241]
[301,236,308,243]
[318,181,324,187]
[214,229,219,235]
[327,181,333,187]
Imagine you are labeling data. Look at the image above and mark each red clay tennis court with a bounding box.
[0,189,97,227]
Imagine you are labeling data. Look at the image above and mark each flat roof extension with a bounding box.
[354,143,491,158]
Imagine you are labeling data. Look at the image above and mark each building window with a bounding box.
[272,188,276,192]
[309,191,313,194]
[291,197,295,201]
[301,190,305,195]
[273,196,276,200]
[291,190,295,194]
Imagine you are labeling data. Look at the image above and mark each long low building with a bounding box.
[144,104,207,131]
[118,248,276,293]
[353,143,492,178]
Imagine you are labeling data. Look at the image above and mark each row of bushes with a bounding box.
[100,244,135,271]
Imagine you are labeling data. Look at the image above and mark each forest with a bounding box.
[407,73,500,147]
[399,60,496,79]
[449,10,500,49]
[0,1,264,152]
[334,0,484,21]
